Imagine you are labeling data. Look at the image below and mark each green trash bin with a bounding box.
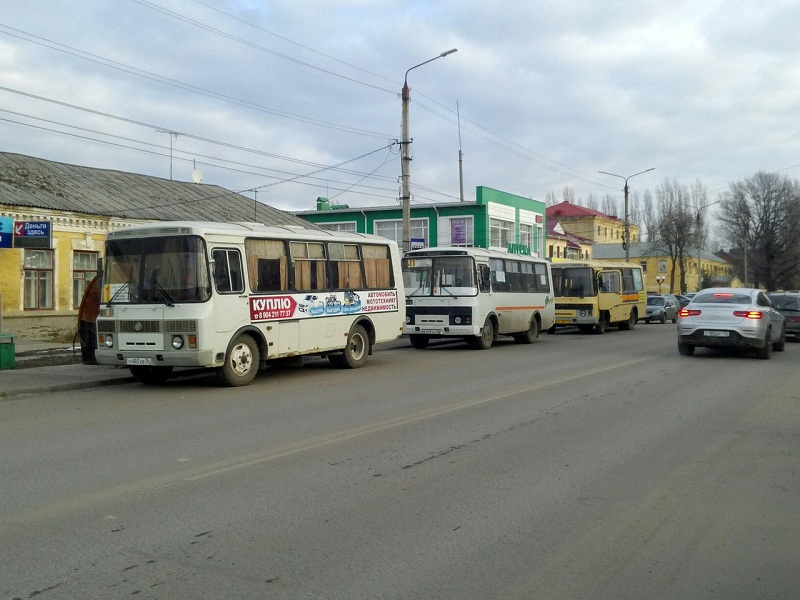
[0,333,15,370]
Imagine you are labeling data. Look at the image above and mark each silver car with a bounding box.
[677,287,786,358]
[644,294,678,323]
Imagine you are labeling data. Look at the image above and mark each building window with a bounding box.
[73,251,98,308]
[519,223,532,249]
[640,261,647,273]
[490,218,513,248]
[320,222,357,233]
[449,217,473,246]
[374,218,428,247]
[659,260,667,273]
[24,249,54,309]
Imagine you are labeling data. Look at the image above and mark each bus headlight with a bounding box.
[579,310,587,317]
[454,316,462,324]
[405,315,411,324]
[171,335,184,350]
[104,334,114,348]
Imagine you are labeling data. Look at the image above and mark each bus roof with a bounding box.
[551,259,643,270]
[404,246,549,262]
[106,221,396,245]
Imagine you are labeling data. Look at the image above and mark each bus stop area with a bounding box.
[0,339,135,398]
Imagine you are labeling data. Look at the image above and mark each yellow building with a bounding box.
[592,242,734,294]
[546,201,640,246]
[0,152,314,341]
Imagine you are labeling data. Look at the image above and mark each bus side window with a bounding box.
[599,272,620,294]
[212,249,244,294]
[479,265,491,292]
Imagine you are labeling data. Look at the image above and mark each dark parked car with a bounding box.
[676,294,692,309]
[677,287,785,358]
[644,294,678,323]
[767,293,800,341]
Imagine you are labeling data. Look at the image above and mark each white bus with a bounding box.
[402,246,555,349]
[95,222,405,386]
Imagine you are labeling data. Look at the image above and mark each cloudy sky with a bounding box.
[2,0,799,216]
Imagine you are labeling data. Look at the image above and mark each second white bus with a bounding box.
[402,246,555,349]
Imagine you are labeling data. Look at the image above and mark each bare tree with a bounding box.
[545,190,558,206]
[717,172,800,290]
[585,192,598,211]
[652,179,696,293]
[601,194,617,217]
[562,186,576,204]
[641,190,655,242]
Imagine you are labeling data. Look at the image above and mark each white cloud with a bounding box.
[2,0,799,217]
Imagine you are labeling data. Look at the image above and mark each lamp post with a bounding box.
[655,275,665,294]
[598,168,655,261]
[401,48,458,253]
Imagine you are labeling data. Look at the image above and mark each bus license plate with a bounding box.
[704,330,729,337]
[421,329,439,334]
[127,358,153,365]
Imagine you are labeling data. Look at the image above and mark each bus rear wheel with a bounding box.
[330,324,369,368]
[619,310,636,330]
[217,334,259,386]
[130,365,173,385]
[514,318,539,344]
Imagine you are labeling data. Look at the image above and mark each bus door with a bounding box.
[597,270,623,320]
[211,248,249,333]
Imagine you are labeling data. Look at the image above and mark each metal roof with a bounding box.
[0,151,312,227]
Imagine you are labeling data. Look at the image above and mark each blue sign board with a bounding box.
[13,221,52,249]
[0,217,13,249]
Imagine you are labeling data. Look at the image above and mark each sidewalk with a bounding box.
[0,339,135,398]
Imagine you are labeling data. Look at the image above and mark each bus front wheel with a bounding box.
[474,318,495,350]
[594,317,607,335]
[409,334,429,349]
[217,334,259,386]
[130,365,173,385]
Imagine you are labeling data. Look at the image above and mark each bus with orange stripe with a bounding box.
[550,259,646,334]
[402,247,554,349]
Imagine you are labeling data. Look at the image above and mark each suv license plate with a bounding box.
[704,330,729,337]
[127,358,153,365]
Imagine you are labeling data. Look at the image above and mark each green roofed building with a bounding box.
[295,186,546,257]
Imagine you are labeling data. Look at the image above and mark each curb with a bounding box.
[0,375,137,399]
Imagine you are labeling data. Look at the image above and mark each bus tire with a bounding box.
[409,334,429,349]
[217,334,259,386]
[619,310,636,330]
[594,317,606,335]
[474,318,495,349]
[339,324,369,368]
[130,365,173,385]
[514,318,539,344]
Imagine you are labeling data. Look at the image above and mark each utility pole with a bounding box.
[598,168,655,261]
[401,49,458,253]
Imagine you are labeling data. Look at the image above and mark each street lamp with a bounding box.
[655,275,665,294]
[401,48,458,253]
[598,168,655,261]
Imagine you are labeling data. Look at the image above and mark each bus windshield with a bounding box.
[103,235,211,304]
[552,266,596,297]
[402,255,477,297]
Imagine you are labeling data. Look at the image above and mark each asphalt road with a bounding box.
[1,323,798,599]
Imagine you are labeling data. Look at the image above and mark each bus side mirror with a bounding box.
[479,265,491,292]
[97,258,104,279]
